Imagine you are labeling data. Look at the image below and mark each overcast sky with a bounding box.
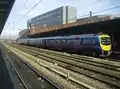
[1,0,120,39]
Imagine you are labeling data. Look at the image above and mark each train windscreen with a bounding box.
[100,37,111,45]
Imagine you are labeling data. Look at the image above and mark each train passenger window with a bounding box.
[47,39,52,44]
[60,40,66,44]
[74,38,81,44]
[56,40,60,44]
[66,39,72,44]
[82,38,93,45]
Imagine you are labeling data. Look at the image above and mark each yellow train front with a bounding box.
[99,34,112,57]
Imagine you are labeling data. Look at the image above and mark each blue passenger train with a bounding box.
[20,33,112,57]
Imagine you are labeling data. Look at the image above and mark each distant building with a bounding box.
[76,15,112,24]
[27,6,77,28]
[110,13,120,19]
[19,29,29,39]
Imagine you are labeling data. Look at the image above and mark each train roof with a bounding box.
[44,33,108,39]
[22,33,109,40]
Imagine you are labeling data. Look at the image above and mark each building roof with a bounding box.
[0,0,15,34]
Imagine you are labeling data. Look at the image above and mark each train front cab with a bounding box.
[99,35,112,57]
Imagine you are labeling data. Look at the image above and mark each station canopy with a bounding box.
[0,0,15,34]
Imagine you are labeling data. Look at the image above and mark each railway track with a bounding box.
[2,44,57,89]
[3,49,29,89]
[5,44,120,89]
[20,45,120,69]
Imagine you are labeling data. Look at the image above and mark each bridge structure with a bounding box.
[28,18,120,51]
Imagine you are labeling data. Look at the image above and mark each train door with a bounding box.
[66,38,74,51]
[55,39,61,50]
[60,39,67,49]
[41,39,45,48]
[46,39,51,48]
[74,37,81,51]
[27,39,29,46]
[44,39,47,48]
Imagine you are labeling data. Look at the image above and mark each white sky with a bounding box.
[1,0,120,39]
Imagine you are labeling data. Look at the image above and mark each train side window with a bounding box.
[82,38,93,45]
[60,40,66,44]
[66,38,73,44]
[47,39,52,44]
[56,40,60,44]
